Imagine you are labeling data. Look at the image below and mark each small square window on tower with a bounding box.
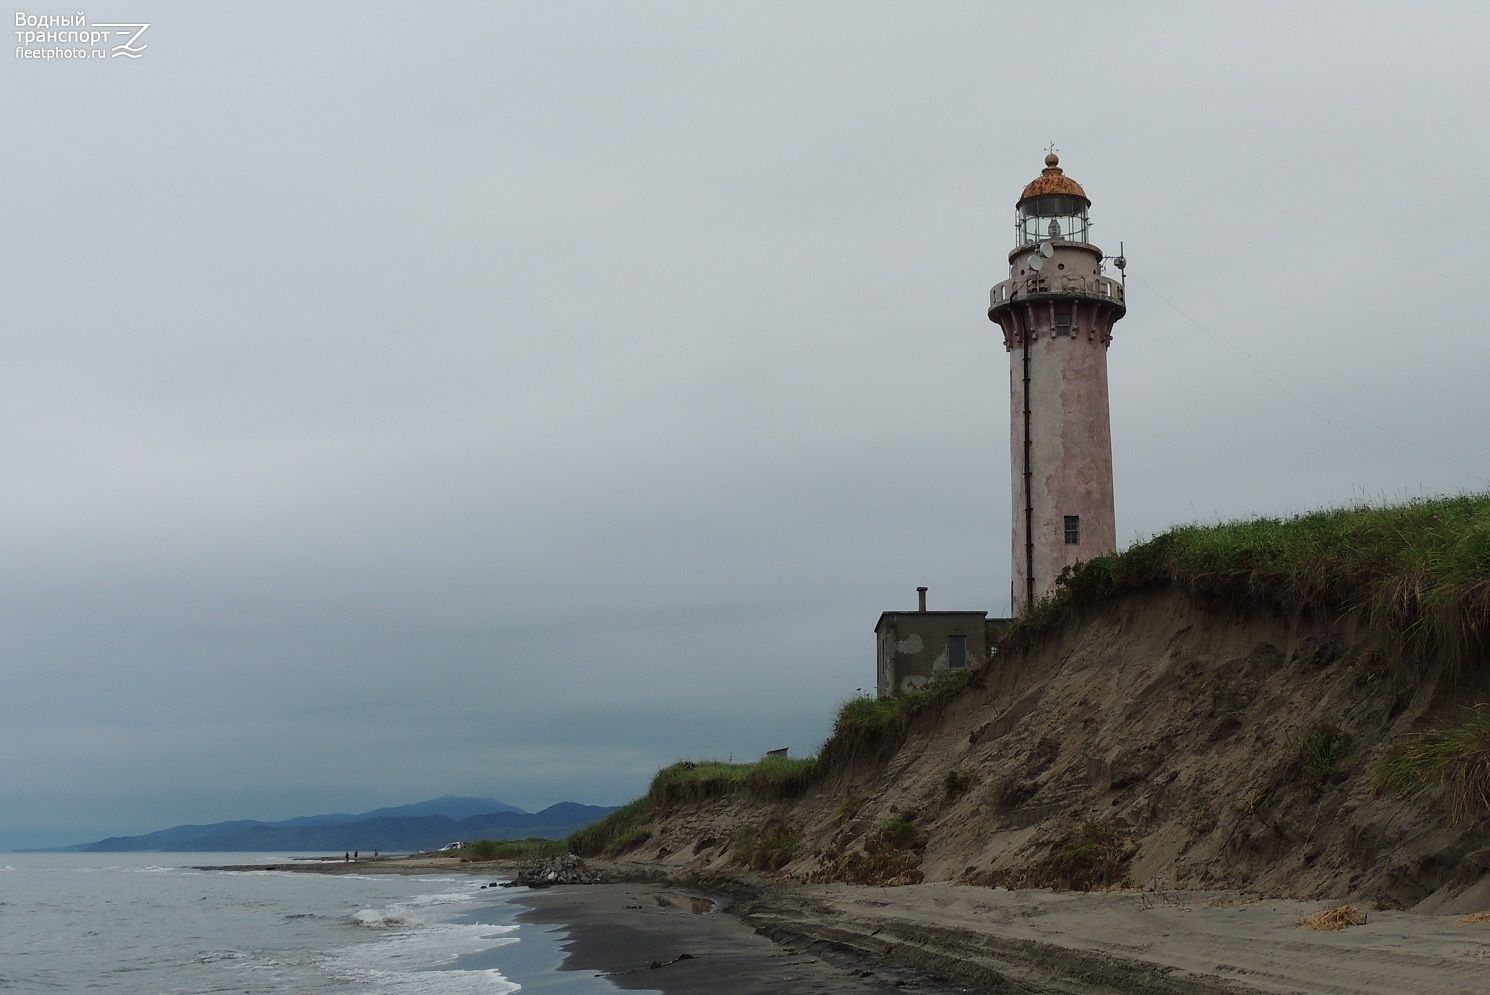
[1064,515,1080,544]
[1054,303,1072,337]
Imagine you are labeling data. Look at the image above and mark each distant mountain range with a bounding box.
[35,795,617,852]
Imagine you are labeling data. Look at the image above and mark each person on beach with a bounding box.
[353,850,359,861]
[344,852,350,863]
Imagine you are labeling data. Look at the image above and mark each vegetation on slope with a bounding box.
[568,756,816,857]
[1006,493,1490,675]
[455,837,566,860]
[822,667,983,764]
[1373,704,1490,821]
[732,822,799,870]
[571,494,1490,859]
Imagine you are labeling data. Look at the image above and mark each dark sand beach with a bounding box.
[202,856,1490,993]
[514,883,958,994]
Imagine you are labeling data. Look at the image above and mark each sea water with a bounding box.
[0,852,652,993]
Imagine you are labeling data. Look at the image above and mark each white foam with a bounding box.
[351,909,410,929]
[402,888,483,908]
[348,882,484,930]
[347,966,520,995]
[323,921,520,992]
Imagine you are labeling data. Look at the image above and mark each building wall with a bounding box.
[875,612,989,697]
[1008,302,1117,609]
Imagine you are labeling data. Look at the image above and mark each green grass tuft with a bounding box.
[567,756,817,858]
[824,668,983,764]
[602,827,652,857]
[1300,723,1351,783]
[870,816,920,850]
[830,695,906,754]
[1372,704,1490,821]
[944,769,973,799]
[732,822,798,871]
[566,796,656,858]
[1041,818,1129,890]
[833,794,864,823]
[646,756,820,807]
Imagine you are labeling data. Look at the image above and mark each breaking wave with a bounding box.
[327,905,519,991]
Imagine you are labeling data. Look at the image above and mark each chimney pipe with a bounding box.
[917,586,928,612]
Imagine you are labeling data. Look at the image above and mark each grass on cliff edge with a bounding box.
[1006,492,1490,675]
[568,755,818,857]
[824,670,981,762]
[568,685,976,856]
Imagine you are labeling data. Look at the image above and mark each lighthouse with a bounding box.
[987,153,1127,614]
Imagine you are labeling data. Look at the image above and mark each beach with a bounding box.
[508,879,1490,994]
[734,881,1490,995]
[200,855,957,991]
[198,854,1490,993]
[514,883,939,994]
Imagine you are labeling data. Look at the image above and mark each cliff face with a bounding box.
[611,589,1490,913]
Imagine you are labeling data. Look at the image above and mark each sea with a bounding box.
[0,852,654,994]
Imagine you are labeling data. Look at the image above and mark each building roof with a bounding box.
[1017,152,1089,206]
[875,609,988,633]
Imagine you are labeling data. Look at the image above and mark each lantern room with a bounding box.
[1016,152,1090,245]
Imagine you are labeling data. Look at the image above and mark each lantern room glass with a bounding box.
[1019,194,1089,244]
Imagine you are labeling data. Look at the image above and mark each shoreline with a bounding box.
[195,855,514,875]
[512,882,941,994]
[198,855,948,991]
[200,854,1490,993]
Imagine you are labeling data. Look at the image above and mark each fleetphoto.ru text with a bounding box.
[15,10,147,60]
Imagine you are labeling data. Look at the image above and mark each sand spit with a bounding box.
[196,855,503,875]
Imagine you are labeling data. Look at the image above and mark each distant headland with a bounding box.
[27,794,617,852]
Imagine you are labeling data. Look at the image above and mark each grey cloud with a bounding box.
[1,1,1486,847]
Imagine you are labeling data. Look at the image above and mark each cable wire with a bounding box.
[1130,274,1489,489]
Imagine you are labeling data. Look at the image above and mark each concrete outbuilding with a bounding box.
[875,587,1004,697]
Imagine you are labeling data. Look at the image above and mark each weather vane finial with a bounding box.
[1045,141,1059,156]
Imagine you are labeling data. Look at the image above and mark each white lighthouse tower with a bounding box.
[987,153,1127,614]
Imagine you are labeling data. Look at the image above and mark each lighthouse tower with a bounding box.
[987,153,1126,614]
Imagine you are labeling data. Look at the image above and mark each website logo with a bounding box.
[15,11,150,60]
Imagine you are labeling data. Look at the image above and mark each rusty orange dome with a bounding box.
[1017,152,1089,206]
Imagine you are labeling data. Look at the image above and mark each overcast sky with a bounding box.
[3,1,1488,848]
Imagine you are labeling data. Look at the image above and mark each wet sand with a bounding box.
[514,883,960,994]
